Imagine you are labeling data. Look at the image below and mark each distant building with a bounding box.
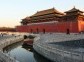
[16,7,84,33]
[0,27,16,32]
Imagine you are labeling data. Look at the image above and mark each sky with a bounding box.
[0,0,84,28]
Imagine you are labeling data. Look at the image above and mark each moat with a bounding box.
[3,41,52,62]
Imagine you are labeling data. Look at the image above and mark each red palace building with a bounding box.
[16,7,84,33]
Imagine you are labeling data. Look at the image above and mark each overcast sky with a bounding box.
[0,0,84,27]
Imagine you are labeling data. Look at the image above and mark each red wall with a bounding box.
[78,21,84,32]
[16,21,79,33]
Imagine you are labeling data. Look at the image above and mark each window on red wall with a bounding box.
[83,18,84,21]
[30,29,33,33]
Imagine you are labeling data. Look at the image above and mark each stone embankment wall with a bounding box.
[0,35,24,62]
[0,35,24,50]
[33,33,84,62]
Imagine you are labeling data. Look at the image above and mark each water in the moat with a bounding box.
[3,41,52,62]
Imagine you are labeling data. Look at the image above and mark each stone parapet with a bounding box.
[33,33,84,62]
[0,35,24,62]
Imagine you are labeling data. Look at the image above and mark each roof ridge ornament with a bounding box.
[52,7,55,9]
[73,6,76,9]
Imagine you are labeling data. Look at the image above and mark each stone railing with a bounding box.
[0,35,24,62]
[0,35,24,50]
[0,50,19,62]
[33,33,84,62]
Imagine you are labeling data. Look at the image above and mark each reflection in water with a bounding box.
[33,50,52,62]
[3,41,23,52]
[22,43,33,52]
[4,41,52,62]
